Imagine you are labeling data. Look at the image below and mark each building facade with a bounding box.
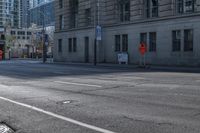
[54,0,200,66]
[0,0,19,28]
[28,0,55,59]
[30,0,54,8]
[8,29,33,58]
[19,0,30,28]
[29,0,55,27]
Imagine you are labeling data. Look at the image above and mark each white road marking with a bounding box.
[54,81,102,88]
[0,96,116,133]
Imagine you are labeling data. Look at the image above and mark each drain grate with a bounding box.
[0,123,15,133]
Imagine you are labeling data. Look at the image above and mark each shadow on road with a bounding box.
[0,60,199,80]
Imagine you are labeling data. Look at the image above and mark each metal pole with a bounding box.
[97,0,100,25]
[94,39,97,66]
[94,0,97,66]
[94,0,100,66]
[42,9,46,63]
[25,14,28,59]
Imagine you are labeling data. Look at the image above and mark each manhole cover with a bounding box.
[63,100,71,104]
[56,100,77,105]
[0,123,14,133]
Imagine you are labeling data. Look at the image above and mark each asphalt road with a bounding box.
[0,60,200,133]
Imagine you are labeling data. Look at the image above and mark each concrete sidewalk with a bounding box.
[49,61,200,73]
[6,58,200,73]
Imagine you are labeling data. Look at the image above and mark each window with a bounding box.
[122,34,128,52]
[119,0,130,22]
[68,38,77,52]
[172,30,181,52]
[1,35,5,40]
[149,32,156,52]
[145,0,158,18]
[73,38,77,52]
[176,0,195,14]
[68,38,72,52]
[11,31,16,35]
[184,29,193,51]
[176,0,184,13]
[58,39,62,52]
[115,35,121,52]
[59,15,64,30]
[17,31,21,35]
[69,0,79,28]
[85,8,91,26]
[114,34,128,52]
[140,33,147,44]
[59,0,63,8]
[27,32,32,35]
[185,0,195,12]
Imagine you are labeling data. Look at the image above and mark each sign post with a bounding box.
[139,42,147,67]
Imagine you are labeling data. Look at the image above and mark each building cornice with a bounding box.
[55,12,200,33]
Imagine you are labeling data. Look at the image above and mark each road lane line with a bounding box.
[0,96,116,133]
[54,81,102,88]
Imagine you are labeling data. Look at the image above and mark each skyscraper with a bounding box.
[0,0,19,28]
[30,0,54,8]
[19,0,30,28]
[29,0,55,27]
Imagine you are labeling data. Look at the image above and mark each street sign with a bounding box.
[96,25,102,41]
[139,42,147,55]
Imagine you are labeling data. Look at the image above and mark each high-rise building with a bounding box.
[29,0,55,27]
[30,0,54,8]
[19,0,30,28]
[0,0,19,28]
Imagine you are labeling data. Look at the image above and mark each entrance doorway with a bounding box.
[84,37,89,63]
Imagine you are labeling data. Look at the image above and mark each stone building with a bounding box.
[9,29,33,58]
[54,0,200,66]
